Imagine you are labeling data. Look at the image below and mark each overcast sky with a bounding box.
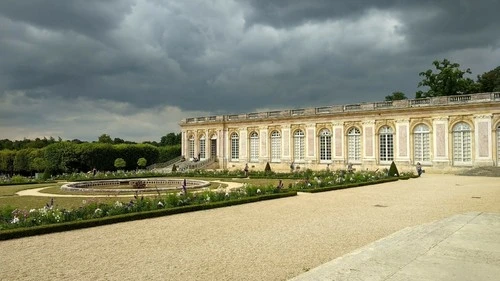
[1,0,499,142]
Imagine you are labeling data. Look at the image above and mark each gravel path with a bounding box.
[1,174,500,281]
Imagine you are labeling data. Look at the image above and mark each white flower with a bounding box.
[94,208,102,214]
[29,209,36,213]
[114,201,123,208]
[256,189,261,194]
[157,201,164,207]
[11,216,20,224]
[225,192,230,197]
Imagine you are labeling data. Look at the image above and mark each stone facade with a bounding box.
[180,92,500,173]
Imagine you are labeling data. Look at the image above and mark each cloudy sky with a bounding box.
[1,0,499,142]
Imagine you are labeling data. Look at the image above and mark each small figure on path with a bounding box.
[276,180,283,190]
[347,163,353,173]
[326,164,330,172]
[92,167,97,176]
[416,162,423,177]
[290,162,294,173]
[244,163,249,177]
[182,179,187,195]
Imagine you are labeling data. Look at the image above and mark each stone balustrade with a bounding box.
[181,92,500,124]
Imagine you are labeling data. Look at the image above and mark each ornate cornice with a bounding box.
[290,124,306,133]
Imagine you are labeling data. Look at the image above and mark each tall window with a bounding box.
[294,130,305,162]
[453,122,471,164]
[199,135,206,159]
[231,133,239,161]
[188,136,195,159]
[497,124,500,166]
[347,127,361,162]
[270,131,281,162]
[379,126,394,162]
[249,132,259,162]
[414,124,430,163]
[319,129,331,161]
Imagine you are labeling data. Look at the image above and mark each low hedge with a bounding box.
[0,191,297,241]
[294,177,400,193]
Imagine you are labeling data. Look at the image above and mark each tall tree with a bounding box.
[416,59,478,98]
[160,132,181,146]
[385,91,407,101]
[477,66,500,92]
[98,134,113,144]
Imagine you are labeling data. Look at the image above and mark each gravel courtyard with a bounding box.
[1,174,499,281]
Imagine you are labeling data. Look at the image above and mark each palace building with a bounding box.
[180,92,500,173]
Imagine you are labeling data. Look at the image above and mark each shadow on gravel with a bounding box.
[457,166,500,177]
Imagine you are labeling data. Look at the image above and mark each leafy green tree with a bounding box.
[113,137,125,144]
[114,158,126,170]
[98,134,113,144]
[0,150,15,174]
[13,148,32,174]
[416,59,478,98]
[477,66,500,92]
[44,142,79,173]
[385,91,407,101]
[137,157,147,169]
[160,132,181,146]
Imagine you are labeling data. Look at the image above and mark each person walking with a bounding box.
[244,163,249,177]
[416,162,423,177]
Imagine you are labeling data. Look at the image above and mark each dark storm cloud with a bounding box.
[244,0,500,53]
[0,0,133,39]
[0,0,499,141]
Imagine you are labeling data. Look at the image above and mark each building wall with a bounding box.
[180,93,500,173]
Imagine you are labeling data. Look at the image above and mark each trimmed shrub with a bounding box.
[388,161,399,177]
[264,162,272,174]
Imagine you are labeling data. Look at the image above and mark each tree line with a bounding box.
[0,133,182,176]
[0,132,181,151]
[385,60,500,101]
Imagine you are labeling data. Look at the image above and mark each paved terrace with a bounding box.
[1,174,500,280]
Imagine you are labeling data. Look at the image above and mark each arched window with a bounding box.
[379,126,394,162]
[319,129,331,161]
[347,127,361,162]
[270,131,281,162]
[199,135,206,159]
[453,122,472,164]
[231,133,239,161]
[249,132,259,162]
[188,135,195,159]
[414,124,430,163]
[293,130,305,162]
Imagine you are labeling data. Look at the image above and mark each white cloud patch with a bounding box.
[0,90,208,141]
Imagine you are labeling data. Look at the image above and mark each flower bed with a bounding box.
[0,184,295,240]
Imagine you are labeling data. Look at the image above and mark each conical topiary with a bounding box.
[264,162,272,174]
[388,161,399,177]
